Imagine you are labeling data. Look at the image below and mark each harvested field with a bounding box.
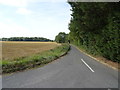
[2,41,60,60]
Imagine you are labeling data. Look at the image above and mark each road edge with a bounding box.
[2,44,70,75]
[72,44,118,71]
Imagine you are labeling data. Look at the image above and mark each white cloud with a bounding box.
[0,1,71,39]
[0,0,28,7]
[39,0,67,2]
[0,21,32,38]
[16,8,32,15]
[0,0,67,7]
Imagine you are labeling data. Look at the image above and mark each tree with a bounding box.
[2,37,53,42]
[68,2,120,63]
[55,32,68,43]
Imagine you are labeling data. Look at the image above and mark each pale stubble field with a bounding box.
[2,41,60,61]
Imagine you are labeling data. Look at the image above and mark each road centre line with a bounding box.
[81,59,95,72]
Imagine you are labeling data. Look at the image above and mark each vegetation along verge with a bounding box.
[1,44,70,74]
[68,2,120,63]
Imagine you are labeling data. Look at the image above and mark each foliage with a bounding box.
[55,32,69,43]
[2,37,53,42]
[68,2,120,63]
[2,44,70,73]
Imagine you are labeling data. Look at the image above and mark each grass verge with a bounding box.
[72,44,119,70]
[1,44,70,74]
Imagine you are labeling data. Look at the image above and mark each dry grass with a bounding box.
[95,56,119,70]
[73,45,119,70]
[2,41,60,60]
[2,44,70,73]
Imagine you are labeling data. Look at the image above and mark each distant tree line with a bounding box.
[2,37,53,42]
[68,2,120,63]
[55,32,69,43]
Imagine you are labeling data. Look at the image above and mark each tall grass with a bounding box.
[2,44,70,74]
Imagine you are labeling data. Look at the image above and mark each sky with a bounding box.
[0,0,71,40]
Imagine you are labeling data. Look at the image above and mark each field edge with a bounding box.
[2,44,70,74]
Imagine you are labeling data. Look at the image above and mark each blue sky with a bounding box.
[0,0,71,40]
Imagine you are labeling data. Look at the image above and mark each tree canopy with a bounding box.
[2,37,53,42]
[68,2,120,63]
[55,32,68,43]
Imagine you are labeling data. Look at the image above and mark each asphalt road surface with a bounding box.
[2,45,119,88]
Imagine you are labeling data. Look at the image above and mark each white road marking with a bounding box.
[81,59,95,72]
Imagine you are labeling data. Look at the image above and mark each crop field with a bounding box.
[2,41,60,61]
